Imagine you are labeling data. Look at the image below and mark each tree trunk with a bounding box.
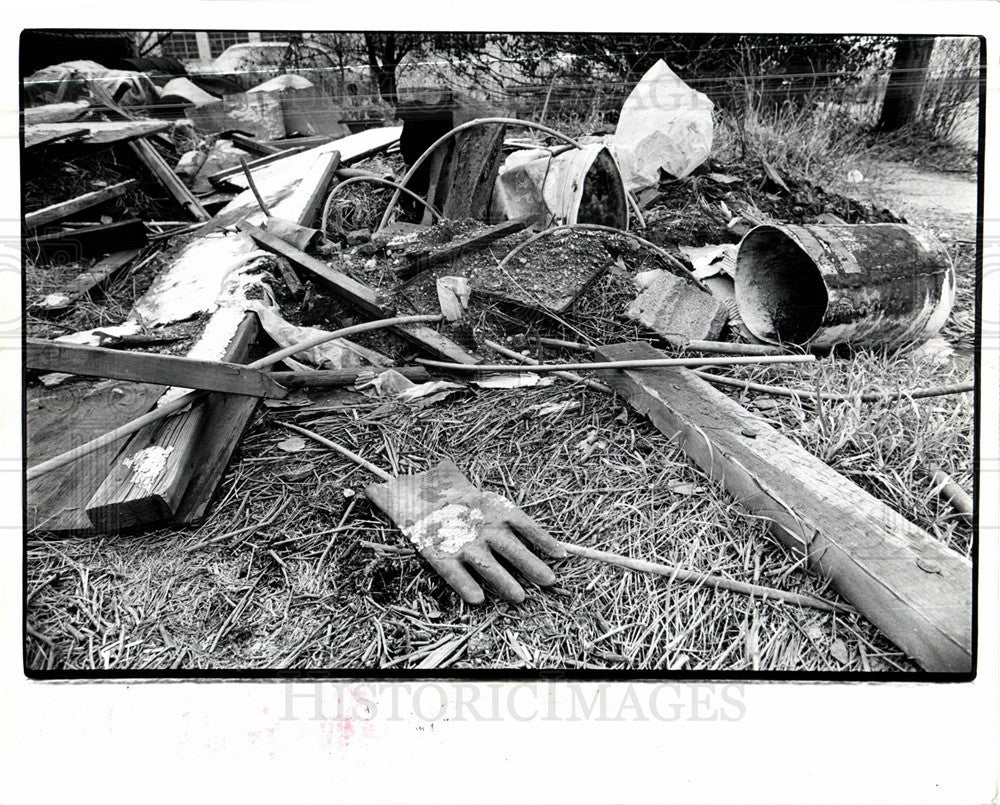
[365,33,401,105]
[878,35,936,131]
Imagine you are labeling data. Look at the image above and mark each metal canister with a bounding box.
[734,223,955,348]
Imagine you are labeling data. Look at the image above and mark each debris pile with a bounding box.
[23,56,974,673]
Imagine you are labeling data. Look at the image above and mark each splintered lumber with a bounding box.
[394,215,536,280]
[130,138,211,222]
[626,270,729,343]
[31,249,140,312]
[28,219,146,261]
[423,123,506,223]
[240,221,478,364]
[26,380,167,533]
[84,144,344,527]
[24,180,137,229]
[596,341,973,673]
[26,338,288,399]
[85,316,262,531]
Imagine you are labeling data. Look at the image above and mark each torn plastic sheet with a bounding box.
[251,303,391,370]
[611,60,714,189]
[357,369,464,405]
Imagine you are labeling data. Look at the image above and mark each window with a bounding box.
[158,32,201,62]
[207,31,251,58]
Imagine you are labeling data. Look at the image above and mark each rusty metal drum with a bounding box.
[734,223,955,349]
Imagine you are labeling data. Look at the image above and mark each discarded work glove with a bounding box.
[365,459,566,605]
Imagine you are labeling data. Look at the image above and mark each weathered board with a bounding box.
[24,180,137,230]
[596,341,973,673]
[26,338,288,399]
[30,249,140,312]
[26,379,166,533]
[24,119,169,147]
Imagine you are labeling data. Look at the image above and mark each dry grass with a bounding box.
[25,381,918,672]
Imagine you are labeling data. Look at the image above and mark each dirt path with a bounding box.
[836,159,978,241]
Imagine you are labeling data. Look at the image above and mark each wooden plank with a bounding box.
[23,126,88,149]
[394,216,535,280]
[207,145,310,187]
[26,379,167,534]
[30,249,140,312]
[27,219,147,261]
[26,338,288,399]
[130,138,211,222]
[239,221,478,364]
[84,314,262,531]
[238,221,382,315]
[596,341,973,673]
[24,120,169,147]
[282,150,340,229]
[170,315,263,523]
[24,180,137,230]
[86,393,210,530]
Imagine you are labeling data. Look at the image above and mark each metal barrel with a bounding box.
[734,223,955,349]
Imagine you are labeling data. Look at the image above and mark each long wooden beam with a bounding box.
[596,341,973,673]
[26,338,288,399]
[130,138,211,222]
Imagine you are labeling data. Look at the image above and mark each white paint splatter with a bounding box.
[402,504,484,554]
[123,446,174,492]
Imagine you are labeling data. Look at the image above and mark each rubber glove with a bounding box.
[365,459,566,604]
